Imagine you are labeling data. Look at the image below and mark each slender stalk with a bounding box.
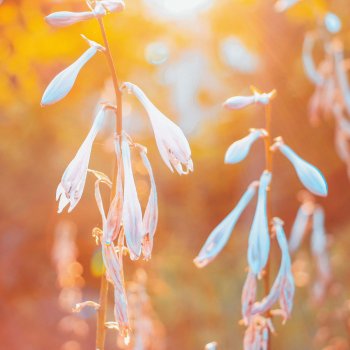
[263,103,273,350]
[95,16,124,350]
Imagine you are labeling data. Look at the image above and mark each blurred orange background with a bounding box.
[1,0,350,349]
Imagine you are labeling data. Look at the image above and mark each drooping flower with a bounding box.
[194,181,258,268]
[248,171,271,276]
[121,135,144,260]
[225,129,267,164]
[122,82,193,175]
[271,137,328,197]
[241,271,257,325]
[135,144,158,260]
[274,0,300,12]
[311,206,327,256]
[45,11,96,27]
[251,218,295,323]
[56,105,107,213]
[324,12,342,34]
[302,33,324,86]
[223,88,276,110]
[243,315,274,350]
[41,36,104,106]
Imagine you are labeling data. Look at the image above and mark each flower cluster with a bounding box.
[43,1,192,345]
[194,88,328,349]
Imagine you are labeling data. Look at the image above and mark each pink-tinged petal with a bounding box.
[41,48,96,106]
[271,137,328,197]
[274,0,300,12]
[99,0,125,12]
[333,104,350,137]
[137,145,158,260]
[121,136,143,260]
[289,204,311,253]
[248,171,271,275]
[104,139,124,245]
[223,96,256,110]
[56,184,70,213]
[123,82,193,175]
[241,271,257,325]
[311,206,327,255]
[45,11,95,27]
[56,106,107,213]
[225,129,266,164]
[194,181,258,268]
[302,33,324,86]
[102,243,130,340]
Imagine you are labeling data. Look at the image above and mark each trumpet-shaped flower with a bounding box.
[56,105,107,213]
[45,11,96,27]
[271,137,328,197]
[241,271,257,325]
[248,171,271,276]
[123,82,193,175]
[136,144,158,260]
[251,218,295,323]
[41,37,104,106]
[311,206,327,255]
[194,181,258,268]
[121,136,143,260]
[302,33,324,86]
[224,89,276,110]
[225,129,267,164]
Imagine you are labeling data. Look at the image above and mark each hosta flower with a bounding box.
[311,206,327,255]
[271,137,328,197]
[99,0,125,12]
[302,33,324,86]
[123,82,193,175]
[324,12,342,34]
[251,218,295,323]
[194,181,258,268]
[41,36,104,106]
[243,315,274,350]
[274,0,300,12]
[223,89,276,110]
[45,11,96,27]
[121,136,143,260]
[225,129,267,164]
[136,144,158,260]
[248,171,271,276]
[56,105,107,213]
[241,271,257,325]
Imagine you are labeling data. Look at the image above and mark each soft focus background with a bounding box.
[1,0,350,349]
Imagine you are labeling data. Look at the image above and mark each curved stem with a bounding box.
[263,103,273,350]
[95,16,124,350]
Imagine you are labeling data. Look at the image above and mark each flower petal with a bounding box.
[194,181,258,268]
[41,45,98,106]
[121,136,143,260]
[241,271,257,325]
[274,0,300,12]
[271,138,328,197]
[99,0,125,12]
[248,171,271,275]
[225,129,266,164]
[223,96,256,110]
[45,11,95,27]
[289,204,311,253]
[324,12,342,34]
[311,206,327,255]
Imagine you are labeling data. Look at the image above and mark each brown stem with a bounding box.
[95,16,124,350]
[263,103,273,350]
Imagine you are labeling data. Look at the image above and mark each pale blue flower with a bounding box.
[324,12,342,34]
[194,181,258,268]
[289,203,311,253]
[311,206,327,255]
[271,137,328,197]
[248,171,271,275]
[225,129,266,164]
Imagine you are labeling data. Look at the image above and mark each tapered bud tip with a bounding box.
[81,34,105,51]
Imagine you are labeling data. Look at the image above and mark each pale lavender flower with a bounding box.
[45,11,96,27]
[251,218,295,323]
[324,12,342,34]
[56,105,107,213]
[271,137,328,197]
[223,89,276,110]
[225,129,267,164]
[136,144,158,260]
[311,206,327,256]
[302,33,324,86]
[123,82,193,175]
[99,0,125,12]
[248,171,271,276]
[121,136,144,260]
[241,271,257,325]
[274,0,300,12]
[243,315,273,350]
[194,181,258,268]
[41,36,104,106]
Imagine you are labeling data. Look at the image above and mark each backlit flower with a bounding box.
[56,105,107,213]
[271,137,328,197]
[123,82,193,174]
[311,206,327,256]
[248,171,271,276]
[224,89,276,110]
[194,181,258,268]
[45,11,96,27]
[274,0,300,12]
[225,129,267,164]
[241,271,257,325]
